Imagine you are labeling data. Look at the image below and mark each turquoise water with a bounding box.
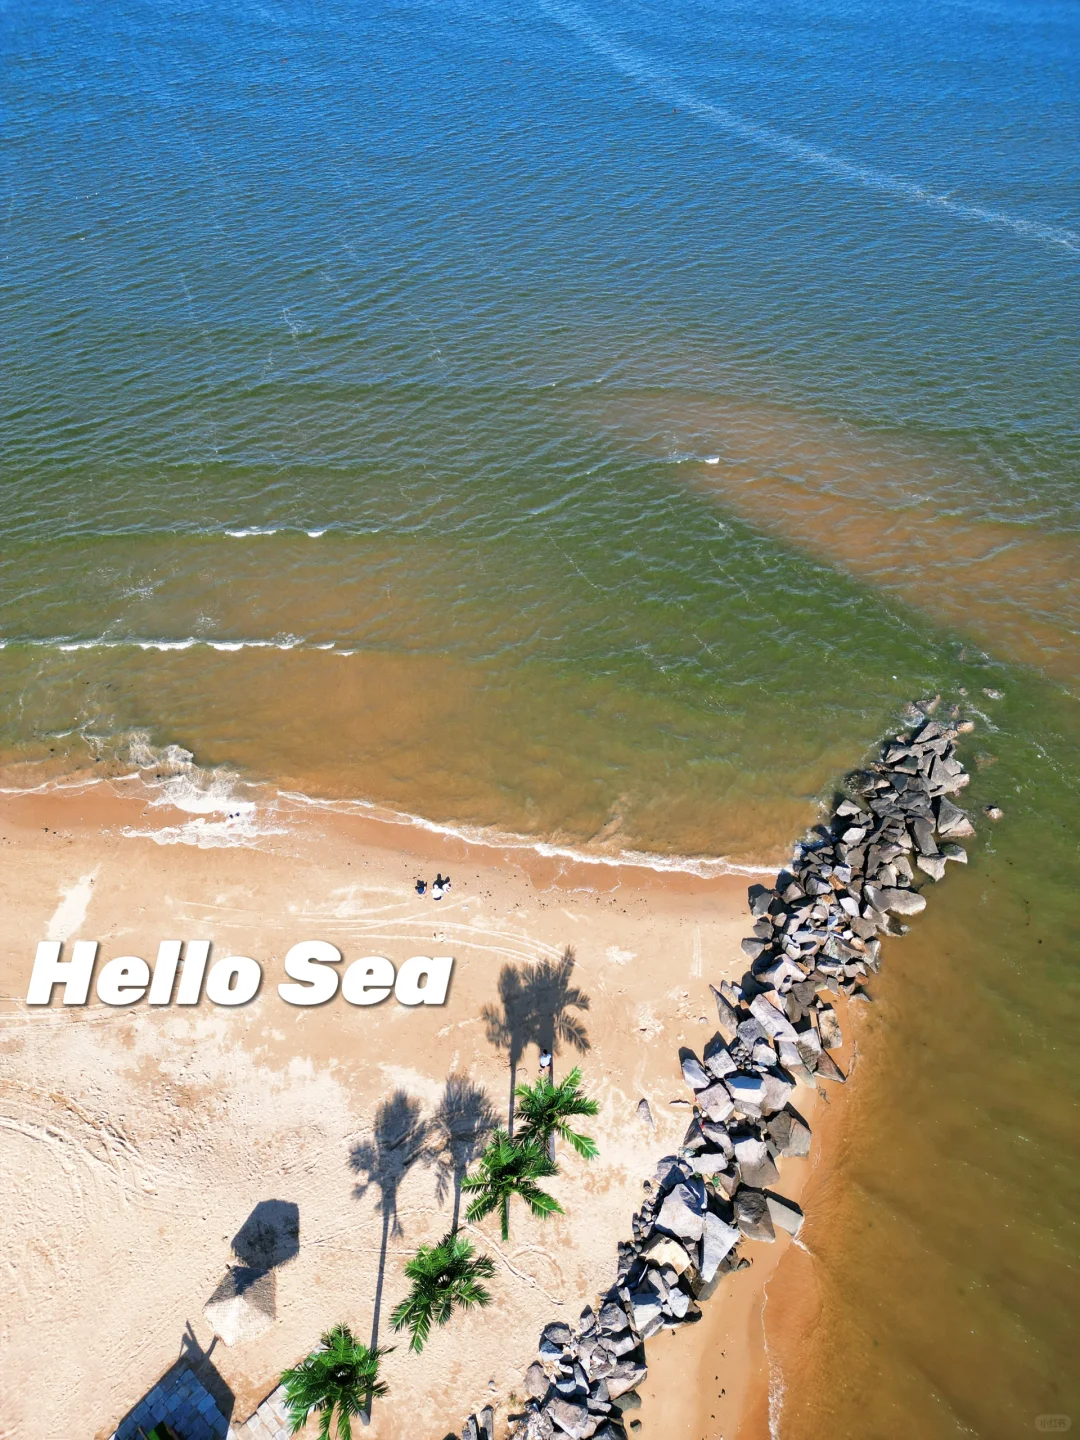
[3,0,1079,1431]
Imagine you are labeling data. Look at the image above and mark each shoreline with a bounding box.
[0,703,975,1440]
[0,777,767,1440]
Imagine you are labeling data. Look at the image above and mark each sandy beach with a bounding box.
[0,777,791,1440]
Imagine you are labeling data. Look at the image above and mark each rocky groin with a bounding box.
[454,703,980,1440]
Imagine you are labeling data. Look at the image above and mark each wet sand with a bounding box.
[0,778,780,1440]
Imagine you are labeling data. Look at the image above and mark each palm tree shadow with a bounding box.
[426,1074,498,1230]
[480,946,591,1134]
[349,1089,428,1351]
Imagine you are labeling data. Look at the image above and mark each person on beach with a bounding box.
[415,878,427,895]
[432,874,445,900]
[539,1049,553,1074]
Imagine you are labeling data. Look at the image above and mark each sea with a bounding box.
[2,0,1078,1433]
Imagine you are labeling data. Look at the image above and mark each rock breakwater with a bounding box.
[454,704,979,1440]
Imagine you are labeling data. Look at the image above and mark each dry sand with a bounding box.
[0,778,797,1440]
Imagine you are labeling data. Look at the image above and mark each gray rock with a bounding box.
[749,994,798,1042]
[480,1406,496,1440]
[690,1150,731,1178]
[700,1121,734,1156]
[765,1108,811,1158]
[636,1098,654,1128]
[698,1211,740,1283]
[765,1193,805,1237]
[815,1049,846,1083]
[547,1397,591,1438]
[734,1188,776,1242]
[525,1362,550,1400]
[696,1082,735,1123]
[541,1322,574,1350]
[725,1073,766,1111]
[665,1283,692,1319]
[640,1233,692,1273]
[680,1054,712,1091]
[606,1356,648,1399]
[628,1287,663,1338]
[703,1035,737,1079]
[710,984,741,1041]
[732,1134,780,1189]
[942,842,968,863]
[817,1005,842,1050]
[656,1183,707,1243]
[741,936,767,960]
[795,1028,822,1070]
[758,1069,797,1116]
[591,1423,630,1440]
[877,886,927,915]
[654,1155,690,1191]
[936,798,975,838]
[911,817,937,855]
[915,853,946,881]
[612,1391,641,1412]
[462,1418,479,1440]
[598,1302,629,1335]
[984,805,1004,821]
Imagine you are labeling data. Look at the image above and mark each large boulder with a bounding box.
[628,1286,663,1337]
[725,1073,766,1111]
[525,1362,550,1400]
[698,1211,740,1283]
[936,798,975,838]
[680,1053,712,1091]
[640,1234,692,1273]
[606,1355,648,1399]
[878,886,927,915]
[710,984,741,1041]
[547,1397,592,1438]
[749,995,798,1042]
[655,1182,707,1243]
[765,1193,805,1237]
[765,1108,812,1158]
[696,1082,735,1122]
[816,1005,842,1050]
[732,1134,780,1189]
[734,1188,776,1242]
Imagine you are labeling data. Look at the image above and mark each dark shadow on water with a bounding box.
[481,946,590,1135]
[426,1073,498,1230]
[349,1089,428,1352]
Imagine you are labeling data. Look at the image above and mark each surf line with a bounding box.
[541,0,1080,255]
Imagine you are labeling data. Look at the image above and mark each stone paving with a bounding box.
[227,1384,290,1440]
[109,1365,229,1440]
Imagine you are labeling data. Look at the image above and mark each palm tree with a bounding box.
[514,1066,599,1161]
[462,1129,563,1241]
[280,1324,390,1440]
[481,948,591,1135]
[390,1231,496,1353]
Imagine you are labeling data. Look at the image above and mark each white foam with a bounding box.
[136,639,197,652]
[225,527,280,538]
[543,0,1080,253]
[307,529,327,538]
[277,789,777,879]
